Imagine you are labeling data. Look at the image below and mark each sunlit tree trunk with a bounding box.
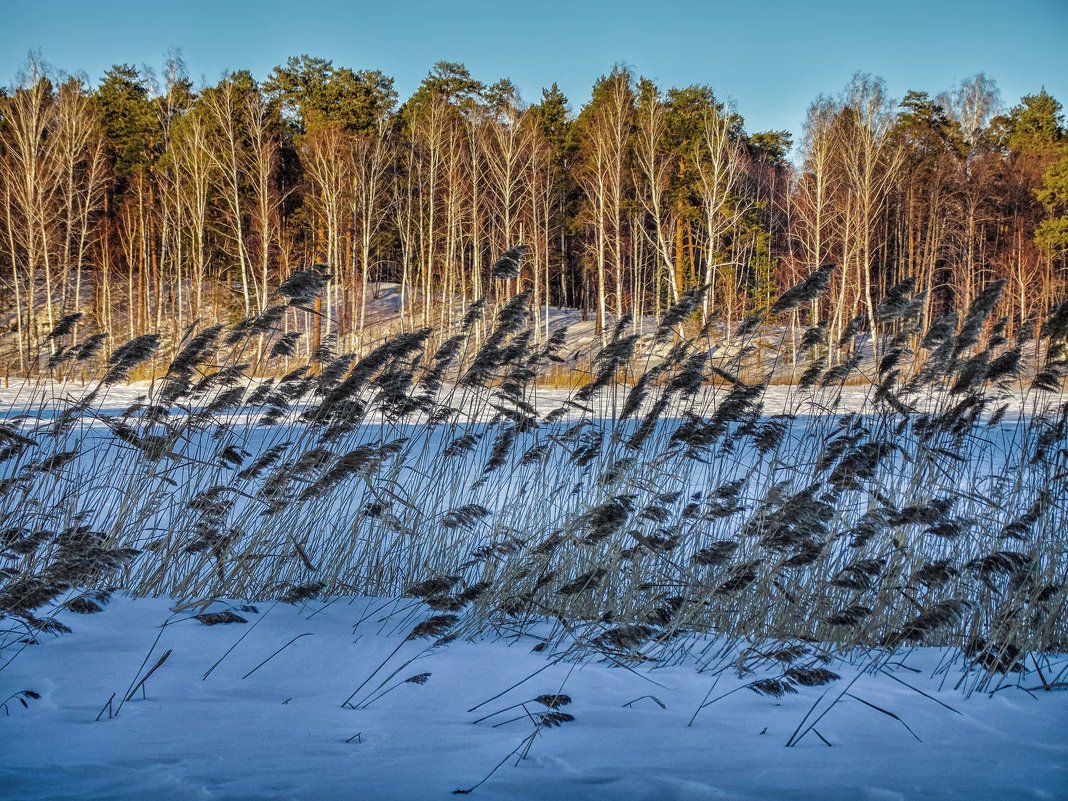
[246,94,280,313]
[694,102,751,326]
[351,122,392,337]
[634,85,678,310]
[173,106,215,318]
[576,71,634,338]
[0,63,61,354]
[836,74,904,357]
[203,81,253,316]
[794,96,838,326]
[302,123,352,352]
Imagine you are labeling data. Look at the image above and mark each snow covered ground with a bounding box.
[0,375,1051,423]
[1,596,1065,801]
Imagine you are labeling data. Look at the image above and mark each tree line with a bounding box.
[1,52,1066,372]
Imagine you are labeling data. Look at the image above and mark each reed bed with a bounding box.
[1,261,1066,701]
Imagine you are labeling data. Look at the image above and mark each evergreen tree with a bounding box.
[95,64,160,187]
[265,54,397,135]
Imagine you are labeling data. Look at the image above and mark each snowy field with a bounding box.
[2,596,1066,801]
[0,377,1035,419]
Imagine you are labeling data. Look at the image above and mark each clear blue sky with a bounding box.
[3,0,1066,146]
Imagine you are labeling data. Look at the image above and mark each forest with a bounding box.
[0,52,1065,374]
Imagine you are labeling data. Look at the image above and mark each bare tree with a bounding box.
[350,120,393,336]
[944,73,1001,151]
[793,95,839,315]
[173,100,216,319]
[203,77,255,315]
[53,78,108,324]
[836,74,904,353]
[693,100,752,326]
[246,92,281,315]
[576,69,634,337]
[0,56,62,363]
[634,80,678,314]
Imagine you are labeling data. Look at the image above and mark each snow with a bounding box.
[1,596,1065,800]
[0,375,1049,424]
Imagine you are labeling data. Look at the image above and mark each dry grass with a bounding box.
[1,268,1066,701]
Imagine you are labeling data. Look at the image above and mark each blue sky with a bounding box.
[3,0,1066,145]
